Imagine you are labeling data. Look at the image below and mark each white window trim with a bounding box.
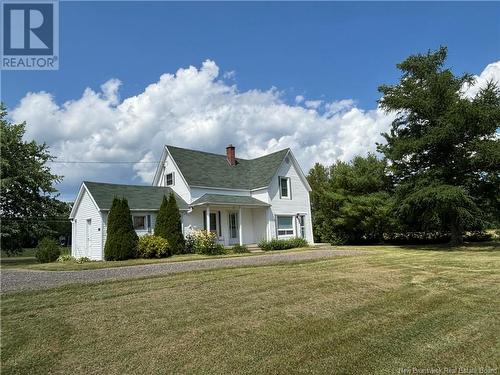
[276,215,295,237]
[165,172,175,186]
[279,176,291,199]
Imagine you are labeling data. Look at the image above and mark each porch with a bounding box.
[184,194,271,246]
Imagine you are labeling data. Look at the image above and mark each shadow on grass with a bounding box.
[386,241,500,252]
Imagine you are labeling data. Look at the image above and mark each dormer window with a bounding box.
[279,177,291,199]
[165,172,174,186]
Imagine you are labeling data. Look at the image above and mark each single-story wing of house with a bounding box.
[70,144,314,260]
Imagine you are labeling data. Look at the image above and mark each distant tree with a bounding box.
[164,193,185,254]
[154,196,169,239]
[378,47,500,245]
[308,154,395,244]
[307,163,330,243]
[0,104,63,254]
[104,198,138,260]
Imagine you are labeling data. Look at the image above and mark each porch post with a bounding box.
[238,206,243,246]
[206,206,210,234]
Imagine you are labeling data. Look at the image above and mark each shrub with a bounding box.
[184,233,196,254]
[464,231,492,242]
[76,257,92,263]
[155,193,185,254]
[258,237,308,251]
[232,244,249,253]
[104,198,138,261]
[191,230,226,255]
[35,237,61,263]
[57,254,75,262]
[137,235,171,258]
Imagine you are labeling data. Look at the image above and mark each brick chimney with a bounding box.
[226,144,236,166]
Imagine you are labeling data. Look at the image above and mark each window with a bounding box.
[279,177,290,199]
[203,211,221,236]
[277,216,294,236]
[165,172,174,186]
[133,216,146,230]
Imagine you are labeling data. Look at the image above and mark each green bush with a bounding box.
[191,230,226,255]
[35,237,61,263]
[232,244,249,253]
[104,198,138,261]
[258,237,308,251]
[184,233,196,254]
[155,193,185,254]
[137,235,171,258]
[464,231,492,242]
[76,257,92,263]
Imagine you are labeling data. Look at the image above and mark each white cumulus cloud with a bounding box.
[463,61,500,98]
[10,59,498,200]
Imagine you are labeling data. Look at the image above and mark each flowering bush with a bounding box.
[190,230,226,255]
[76,257,92,263]
[57,254,75,262]
[137,235,171,258]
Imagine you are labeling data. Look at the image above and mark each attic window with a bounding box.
[165,172,174,186]
[279,177,291,199]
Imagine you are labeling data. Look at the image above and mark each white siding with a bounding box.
[157,153,191,204]
[250,188,269,204]
[71,189,103,260]
[268,158,314,243]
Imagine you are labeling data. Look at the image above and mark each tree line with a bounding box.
[1,47,498,252]
[308,47,500,245]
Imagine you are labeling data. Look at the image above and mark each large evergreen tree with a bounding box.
[165,192,185,254]
[154,195,169,239]
[378,47,500,245]
[104,198,138,260]
[0,104,63,254]
[154,193,185,253]
[308,154,395,244]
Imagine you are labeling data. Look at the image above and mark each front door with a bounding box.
[228,212,239,245]
[85,218,92,256]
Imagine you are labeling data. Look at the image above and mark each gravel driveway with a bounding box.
[1,249,367,293]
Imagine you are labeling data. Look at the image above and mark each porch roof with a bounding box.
[191,194,270,207]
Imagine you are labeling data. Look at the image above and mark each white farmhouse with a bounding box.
[70,145,313,260]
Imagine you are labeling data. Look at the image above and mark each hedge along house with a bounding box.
[70,144,314,260]
[69,182,188,260]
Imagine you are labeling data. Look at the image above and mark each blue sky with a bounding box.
[3,2,499,108]
[3,2,499,200]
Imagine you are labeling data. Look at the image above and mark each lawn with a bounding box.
[0,247,312,271]
[1,243,499,374]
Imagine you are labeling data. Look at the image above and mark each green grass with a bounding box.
[0,247,314,271]
[2,243,499,374]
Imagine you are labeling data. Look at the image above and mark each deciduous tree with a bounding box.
[0,104,63,254]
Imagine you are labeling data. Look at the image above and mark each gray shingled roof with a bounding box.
[191,194,270,207]
[83,181,188,211]
[167,145,289,190]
